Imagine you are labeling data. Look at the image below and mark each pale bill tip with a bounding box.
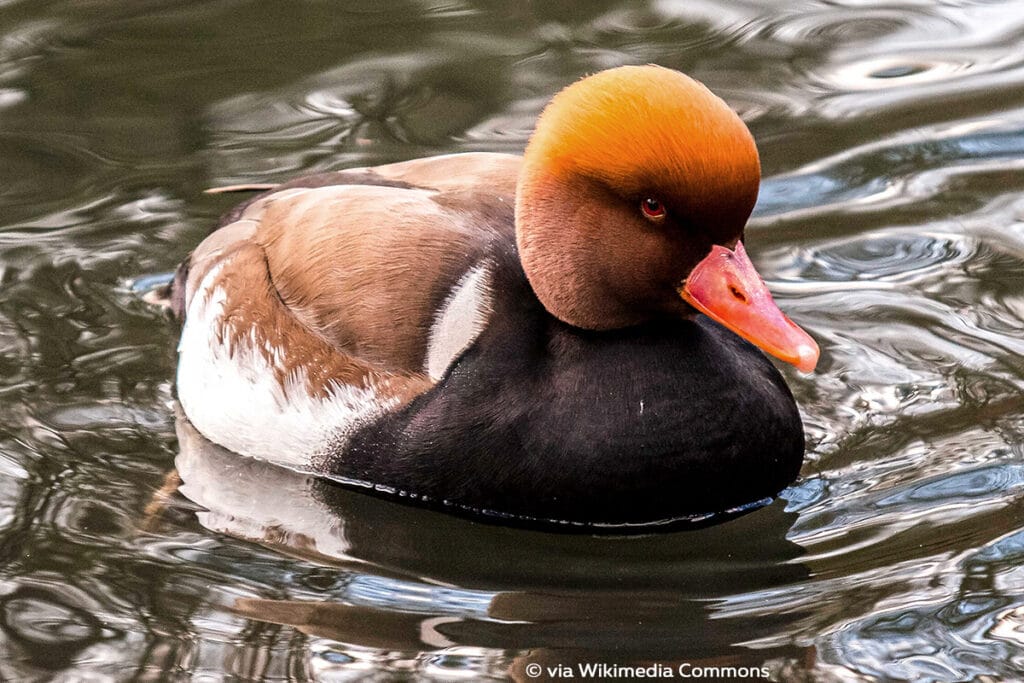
[794,343,820,373]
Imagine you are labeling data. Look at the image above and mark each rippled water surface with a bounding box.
[2,1,1024,681]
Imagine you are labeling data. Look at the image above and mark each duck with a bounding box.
[172,64,819,530]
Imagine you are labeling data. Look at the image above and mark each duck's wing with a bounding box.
[174,152,519,469]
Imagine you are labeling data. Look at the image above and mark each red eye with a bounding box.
[641,197,666,220]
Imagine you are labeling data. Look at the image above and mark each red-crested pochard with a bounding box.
[172,65,819,530]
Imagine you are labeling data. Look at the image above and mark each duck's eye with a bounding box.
[640,197,666,220]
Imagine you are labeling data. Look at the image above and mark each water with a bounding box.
[1,0,1024,680]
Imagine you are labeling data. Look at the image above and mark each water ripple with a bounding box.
[778,2,1024,119]
[797,231,972,284]
[5,0,1024,681]
[206,45,531,181]
[755,115,1024,221]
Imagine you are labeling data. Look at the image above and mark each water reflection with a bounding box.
[171,412,810,677]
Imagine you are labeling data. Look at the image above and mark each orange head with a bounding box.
[516,65,818,371]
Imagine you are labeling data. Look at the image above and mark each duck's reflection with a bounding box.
[173,408,813,674]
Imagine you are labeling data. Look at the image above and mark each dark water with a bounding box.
[2,1,1024,681]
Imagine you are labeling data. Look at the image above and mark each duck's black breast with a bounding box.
[330,255,806,528]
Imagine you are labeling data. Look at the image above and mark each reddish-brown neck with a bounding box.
[514,66,761,330]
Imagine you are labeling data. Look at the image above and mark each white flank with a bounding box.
[177,261,394,470]
[425,262,494,381]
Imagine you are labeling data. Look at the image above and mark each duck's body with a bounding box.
[174,67,817,528]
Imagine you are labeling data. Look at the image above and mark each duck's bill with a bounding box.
[679,241,819,373]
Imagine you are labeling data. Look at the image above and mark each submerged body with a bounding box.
[174,67,815,528]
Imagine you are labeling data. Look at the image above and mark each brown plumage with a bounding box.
[179,153,519,395]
